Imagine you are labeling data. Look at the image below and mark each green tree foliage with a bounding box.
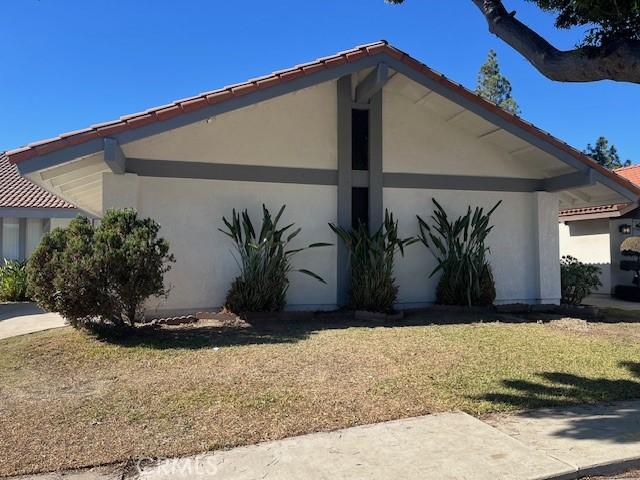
[221,205,330,313]
[584,136,631,170]
[475,49,520,115]
[530,0,640,47]
[27,209,174,331]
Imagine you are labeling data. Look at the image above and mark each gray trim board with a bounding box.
[0,220,3,260]
[355,63,389,103]
[103,138,126,174]
[351,170,369,188]
[336,75,353,307]
[0,207,80,219]
[43,218,51,234]
[544,170,595,192]
[593,170,639,202]
[368,90,383,233]
[126,158,338,186]
[127,157,608,195]
[351,102,370,110]
[383,173,542,192]
[18,218,26,261]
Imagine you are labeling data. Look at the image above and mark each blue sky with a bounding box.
[2,0,639,161]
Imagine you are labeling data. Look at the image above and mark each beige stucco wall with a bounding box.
[385,189,558,304]
[559,219,611,294]
[382,88,540,178]
[122,82,338,170]
[97,74,564,313]
[383,85,560,304]
[134,177,337,315]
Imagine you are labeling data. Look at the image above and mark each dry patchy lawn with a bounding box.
[2,311,640,476]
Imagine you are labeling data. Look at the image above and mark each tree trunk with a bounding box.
[470,0,640,84]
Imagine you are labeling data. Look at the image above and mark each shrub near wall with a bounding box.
[220,205,330,313]
[417,199,500,307]
[27,209,174,331]
[330,210,416,313]
[560,255,602,305]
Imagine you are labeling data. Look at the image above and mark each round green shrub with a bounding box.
[27,209,174,331]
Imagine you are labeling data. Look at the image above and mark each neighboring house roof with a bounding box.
[4,41,640,200]
[0,153,75,209]
[615,164,640,185]
[559,164,640,220]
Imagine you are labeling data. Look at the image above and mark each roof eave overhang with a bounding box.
[8,44,640,209]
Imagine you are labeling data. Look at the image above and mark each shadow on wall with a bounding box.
[476,362,640,442]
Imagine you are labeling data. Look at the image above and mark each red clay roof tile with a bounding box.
[0,154,75,210]
[615,164,640,186]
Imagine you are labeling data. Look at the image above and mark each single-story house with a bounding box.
[6,41,640,315]
[0,153,79,262]
[559,164,640,296]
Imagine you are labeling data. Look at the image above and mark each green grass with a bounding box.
[1,314,640,476]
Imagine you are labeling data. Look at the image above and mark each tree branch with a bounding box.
[471,0,640,84]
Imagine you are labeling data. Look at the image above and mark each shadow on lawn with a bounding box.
[93,306,634,350]
[94,308,550,350]
[479,362,640,442]
[479,361,640,409]
[92,323,309,350]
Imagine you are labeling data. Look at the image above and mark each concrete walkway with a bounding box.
[584,295,640,311]
[0,302,66,340]
[487,401,640,478]
[12,402,640,480]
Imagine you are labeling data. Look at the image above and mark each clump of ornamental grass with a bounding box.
[330,210,416,312]
[417,198,500,307]
[221,205,330,313]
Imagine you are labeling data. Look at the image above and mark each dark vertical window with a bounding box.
[352,187,369,230]
[351,109,369,171]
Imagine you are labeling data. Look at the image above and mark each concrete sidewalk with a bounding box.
[14,402,640,480]
[487,401,640,478]
[0,302,66,340]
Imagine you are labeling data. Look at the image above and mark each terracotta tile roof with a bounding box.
[615,164,640,186]
[559,203,627,218]
[4,40,640,199]
[0,153,75,209]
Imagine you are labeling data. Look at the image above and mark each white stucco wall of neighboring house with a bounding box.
[559,219,612,294]
[122,81,338,170]
[50,218,73,230]
[609,217,639,290]
[1,216,75,262]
